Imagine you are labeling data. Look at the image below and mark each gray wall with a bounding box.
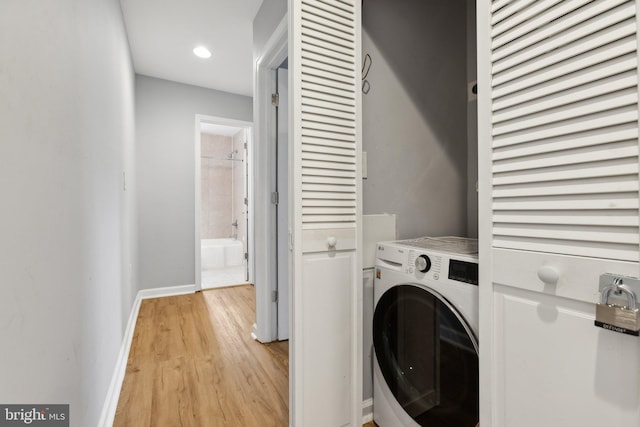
[362,0,469,239]
[0,0,137,425]
[361,0,472,403]
[467,0,478,238]
[135,75,252,289]
[253,0,287,61]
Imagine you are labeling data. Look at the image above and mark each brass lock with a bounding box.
[594,278,640,336]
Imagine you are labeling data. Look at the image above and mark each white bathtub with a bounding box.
[201,238,244,270]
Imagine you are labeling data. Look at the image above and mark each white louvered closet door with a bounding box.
[290,1,362,426]
[478,1,640,426]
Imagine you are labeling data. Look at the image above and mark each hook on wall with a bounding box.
[362,53,372,94]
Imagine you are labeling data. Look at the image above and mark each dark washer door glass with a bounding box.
[373,284,478,427]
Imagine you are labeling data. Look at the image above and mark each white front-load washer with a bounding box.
[373,236,479,427]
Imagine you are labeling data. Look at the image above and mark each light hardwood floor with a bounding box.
[114,284,375,426]
[113,285,288,426]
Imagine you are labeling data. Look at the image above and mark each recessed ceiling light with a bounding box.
[193,46,212,59]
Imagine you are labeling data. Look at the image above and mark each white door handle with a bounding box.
[537,265,559,285]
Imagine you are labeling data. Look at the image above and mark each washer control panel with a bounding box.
[376,237,478,286]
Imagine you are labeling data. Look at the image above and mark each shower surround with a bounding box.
[201,133,233,239]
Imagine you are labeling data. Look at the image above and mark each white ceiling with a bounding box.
[119,0,263,97]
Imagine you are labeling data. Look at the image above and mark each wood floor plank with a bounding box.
[114,284,374,426]
[114,285,288,427]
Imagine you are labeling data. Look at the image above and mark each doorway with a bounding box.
[252,16,288,344]
[195,115,254,291]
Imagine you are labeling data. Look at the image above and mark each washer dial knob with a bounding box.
[415,254,431,273]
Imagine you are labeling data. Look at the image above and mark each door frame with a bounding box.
[253,15,288,343]
[276,66,290,341]
[194,114,255,291]
[476,2,493,425]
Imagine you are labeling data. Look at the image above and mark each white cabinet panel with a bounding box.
[301,251,355,427]
[494,285,640,427]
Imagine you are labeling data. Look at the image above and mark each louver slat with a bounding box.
[491,0,536,26]
[492,73,637,123]
[490,0,640,262]
[491,0,513,14]
[493,108,638,148]
[493,140,638,172]
[299,0,357,232]
[302,37,353,61]
[493,55,637,111]
[492,39,637,98]
[493,4,635,73]
[493,125,638,160]
[492,91,638,136]
[493,27,636,87]
[491,0,563,39]
[301,11,353,36]
[492,0,624,59]
[302,144,355,157]
[303,3,353,28]
[493,212,640,227]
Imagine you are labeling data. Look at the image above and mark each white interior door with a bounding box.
[478,1,640,426]
[277,66,289,341]
[290,0,362,425]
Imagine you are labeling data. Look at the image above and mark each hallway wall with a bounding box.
[0,0,137,425]
[135,75,252,290]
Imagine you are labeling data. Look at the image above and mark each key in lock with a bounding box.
[594,278,640,336]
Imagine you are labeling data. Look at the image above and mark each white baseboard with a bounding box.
[362,398,373,423]
[97,284,197,427]
[96,292,143,427]
[138,283,196,299]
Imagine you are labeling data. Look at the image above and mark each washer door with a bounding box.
[373,284,478,427]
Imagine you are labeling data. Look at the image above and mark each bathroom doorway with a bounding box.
[195,115,253,290]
